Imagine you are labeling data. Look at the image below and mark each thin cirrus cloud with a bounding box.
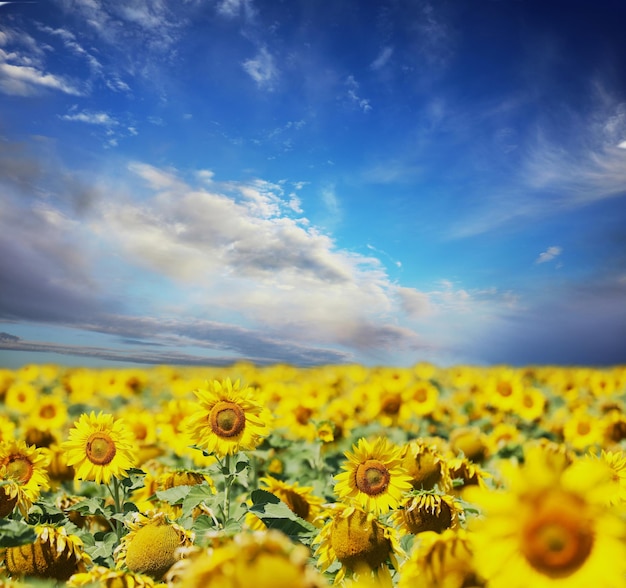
[242,47,278,89]
[535,246,562,265]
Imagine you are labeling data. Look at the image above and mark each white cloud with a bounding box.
[242,47,278,89]
[0,61,82,96]
[60,111,117,125]
[535,246,562,264]
[448,97,626,238]
[371,46,393,70]
[618,140,626,149]
[345,75,372,113]
[216,0,256,21]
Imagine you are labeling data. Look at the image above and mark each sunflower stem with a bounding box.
[109,476,124,541]
[223,453,232,523]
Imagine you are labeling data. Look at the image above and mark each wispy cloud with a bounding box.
[242,46,278,89]
[60,110,117,125]
[371,46,393,70]
[448,95,626,239]
[535,246,562,264]
[345,75,372,113]
[0,54,82,96]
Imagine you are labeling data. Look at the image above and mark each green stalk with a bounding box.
[108,476,124,541]
[223,453,232,523]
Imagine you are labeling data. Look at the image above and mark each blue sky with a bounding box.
[1,0,625,368]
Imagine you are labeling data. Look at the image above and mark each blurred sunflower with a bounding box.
[335,437,412,515]
[313,502,403,584]
[170,529,326,588]
[115,511,194,580]
[398,529,482,588]
[0,440,50,516]
[468,446,626,587]
[4,380,38,415]
[68,565,163,587]
[62,411,137,484]
[25,391,68,433]
[186,378,269,457]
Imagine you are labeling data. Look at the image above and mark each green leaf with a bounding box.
[156,485,192,505]
[248,489,317,540]
[86,531,118,566]
[0,519,37,548]
[67,497,111,518]
[181,483,217,518]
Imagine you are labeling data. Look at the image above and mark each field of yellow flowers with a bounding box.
[1,362,626,587]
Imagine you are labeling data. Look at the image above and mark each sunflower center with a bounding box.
[497,382,512,397]
[381,394,401,415]
[414,388,428,403]
[522,506,594,578]
[355,460,390,496]
[86,433,117,465]
[6,457,34,484]
[209,401,246,438]
[40,405,57,419]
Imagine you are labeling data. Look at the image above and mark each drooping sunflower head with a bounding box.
[390,492,462,536]
[170,529,326,588]
[67,565,161,587]
[334,437,412,515]
[115,511,194,580]
[0,440,50,516]
[398,529,482,588]
[61,411,137,485]
[313,502,404,584]
[186,378,270,457]
[401,440,452,492]
[3,525,90,582]
[259,476,325,524]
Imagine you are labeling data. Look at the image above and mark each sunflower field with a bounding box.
[1,362,626,587]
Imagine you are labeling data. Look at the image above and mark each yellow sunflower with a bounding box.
[390,492,462,536]
[0,440,50,516]
[398,529,482,588]
[313,502,404,584]
[258,476,325,524]
[68,565,163,587]
[170,529,326,588]
[3,524,90,582]
[334,437,412,515]
[115,511,194,580]
[62,411,137,484]
[467,446,626,588]
[186,378,269,457]
[401,440,452,492]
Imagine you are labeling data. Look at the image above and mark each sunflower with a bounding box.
[401,440,452,492]
[68,565,162,587]
[3,524,90,582]
[313,502,404,584]
[61,411,137,484]
[24,391,68,433]
[186,378,269,457]
[467,446,626,587]
[334,437,412,515]
[170,529,326,588]
[398,529,482,588]
[390,492,462,536]
[258,476,325,524]
[115,511,194,580]
[0,440,50,516]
